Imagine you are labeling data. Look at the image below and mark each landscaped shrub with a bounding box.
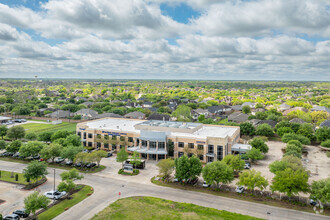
[321,140,330,148]
[282,133,311,145]
[315,127,330,142]
[256,124,274,137]
[287,140,303,149]
[284,144,302,158]
[277,127,294,137]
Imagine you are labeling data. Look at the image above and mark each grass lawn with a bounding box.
[92,196,262,220]
[38,185,93,220]
[0,170,39,185]
[20,122,77,135]
[151,178,330,216]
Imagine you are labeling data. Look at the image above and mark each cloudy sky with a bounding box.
[0,0,329,80]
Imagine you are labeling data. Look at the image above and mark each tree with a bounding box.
[25,132,38,141]
[310,178,330,205]
[157,158,175,182]
[239,122,255,136]
[271,168,309,197]
[61,145,84,161]
[237,169,268,191]
[38,132,54,143]
[19,141,46,158]
[7,126,25,140]
[0,140,6,150]
[269,155,303,174]
[130,151,141,169]
[223,154,245,173]
[246,148,264,163]
[175,155,202,182]
[198,114,205,122]
[74,152,89,164]
[58,168,84,192]
[40,143,62,162]
[63,134,81,147]
[284,144,302,158]
[321,140,330,148]
[24,191,50,215]
[249,137,269,153]
[172,105,192,121]
[276,127,294,137]
[6,140,22,153]
[51,130,70,142]
[287,140,303,149]
[297,123,314,140]
[23,161,48,182]
[0,125,8,139]
[91,150,107,167]
[242,105,251,114]
[315,126,330,142]
[202,161,234,188]
[255,111,267,120]
[116,148,128,168]
[310,111,328,126]
[282,133,311,145]
[256,124,274,137]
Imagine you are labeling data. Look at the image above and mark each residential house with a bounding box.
[282,107,308,116]
[46,110,71,119]
[81,101,94,107]
[191,109,209,121]
[279,103,291,111]
[228,112,249,123]
[142,102,153,108]
[289,118,306,124]
[148,107,158,112]
[74,109,99,120]
[320,120,330,128]
[311,106,330,114]
[147,113,171,121]
[255,120,277,128]
[231,105,242,112]
[94,113,123,119]
[124,111,146,119]
[242,102,256,109]
[207,105,232,116]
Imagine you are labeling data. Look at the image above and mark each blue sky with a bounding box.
[0,0,329,80]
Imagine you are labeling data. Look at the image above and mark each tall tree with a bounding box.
[7,126,25,140]
[0,125,8,139]
[61,145,84,162]
[202,161,234,188]
[310,178,330,206]
[223,154,245,173]
[6,140,22,153]
[256,124,274,137]
[130,151,142,169]
[246,148,264,163]
[91,150,107,167]
[271,168,309,197]
[237,169,268,191]
[116,148,128,168]
[23,161,48,182]
[19,141,46,158]
[249,137,269,153]
[239,122,255,136]
[172,105,192,121]
[40,143,62,163]
[24,192,50,215]
[175,155,202,182]
[156,158,175,182]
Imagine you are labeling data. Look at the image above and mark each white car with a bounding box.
[44,190,66,200]
[244,163,251,169]
[202,181,211,188]
[236,186,245,193]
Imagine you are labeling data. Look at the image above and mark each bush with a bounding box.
[25,132,38,141]
[0,140,6,150]
[282,133,311,145]
[118,169,139,176]
[315,127,330,142]
[249,137,269,153]
[321,140,330,148]
[277,127,294,137]
[284,144,302,158]
[256,124,274,137]
[287,140,303,149]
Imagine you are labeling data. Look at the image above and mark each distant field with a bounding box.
[21,122,77,134]
[92,196,262,220]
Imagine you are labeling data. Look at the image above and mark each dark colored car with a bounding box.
[13,209,29,218]
[74,162,82,167]
[85,163,96,168]
[66,160,73,166]
[3,214,20,220]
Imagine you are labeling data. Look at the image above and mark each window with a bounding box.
[178,152,184,157]
[178,142,184,148]
[128,137,133,142]
[217,145,223,161]
[83,141,86,147]
[150,141,156,149]
[199,155,204,160]
[136,138,140,145]
[104,143,109,149]
[188,143,194,149]
[120,136,125,141]
[104,134,109,140]
[158,155,165,160]
[96,142,101,148]
[112,145,117,151]
[112,135,117,140]
[208,145,214,154]
[158,142,165,149]
[188,153,193,158]
[197,145,204,150]
[83,132,86,139]
[88,133,93,139]
[120,145,125,149]
[88,142,92,147]
[97,134,101,139]
[142,140,147,147]
[77,132,81,137]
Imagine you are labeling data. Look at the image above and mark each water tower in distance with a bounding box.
[34,75,38,81]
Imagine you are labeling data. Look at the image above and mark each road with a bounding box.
[0,160,328,220]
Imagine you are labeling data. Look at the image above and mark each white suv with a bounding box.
[44,190,66,200]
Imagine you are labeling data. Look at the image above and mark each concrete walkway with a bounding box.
[0,160,328,220]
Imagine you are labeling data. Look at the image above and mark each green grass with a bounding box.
[0,170,39,185]
[20,122,77,135]
[38,185,93,220]
[151,177,330,216]
[92,196,262,220]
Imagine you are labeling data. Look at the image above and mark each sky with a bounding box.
[0,0,330,80]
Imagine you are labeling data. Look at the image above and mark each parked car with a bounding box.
[74,162,82,167]
[236,186,245,193]
[21,119,27,122]
[6,152,14,157]
[13,209,29,218]
[13,152,20,158]
[3,214,20,220]
[244,163,251,169]
[173,178,179,182]
[39,158,46,162]
[202,181,211,188]
[32,155,40,160]
[188,178,199,185]
[85,162,96,168]
[14,119,22,123]
[106,152,113,158]
[66,160,73,166]
[55,158,65,163]
[309,199,317,206]
[44,190,66,200]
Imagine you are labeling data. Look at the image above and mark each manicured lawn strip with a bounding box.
[0,157,106,173]
[92,196,262,220]
[151,177,330,216]
[0,170,39,185]
[20,122,77,135]
[38,185,93,220]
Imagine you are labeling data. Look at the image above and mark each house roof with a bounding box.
[257,120,277,128]
[124,111,146,119]
[193,108,209,114]
[207,105,231,113]
[282,107,308,116]
[320,120,330,128]
[75,109,98,117]
[289,118,306,124]
[147,113,171,121]
[228,112,249,122]
[94,113,123,119]
[231,105,242,111]
[311,106,330,113]
[46,110,71,118]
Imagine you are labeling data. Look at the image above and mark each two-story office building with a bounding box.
[76,117,241,163]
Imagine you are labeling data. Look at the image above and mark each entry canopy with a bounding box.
[232,144,252,153]
[139,130,167,142]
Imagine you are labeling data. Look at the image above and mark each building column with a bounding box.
[156,154,158,161]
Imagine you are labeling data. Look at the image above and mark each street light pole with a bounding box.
[53,168,56,202]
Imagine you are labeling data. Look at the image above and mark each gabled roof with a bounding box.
[124,111,146,119]
[257,120,277,128]
[75,109,98,117]
[147,113,171,121]
[231,105,242,111]
[207,105,231,113]
[289,118,306,124]
[320,120,330,128]
[46,110,71,118]
[94,113,123,119]
[311,106,330,113]
[192,108,209,114]
[228,112,249,122]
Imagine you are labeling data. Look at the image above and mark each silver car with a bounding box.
[44,190,66,200]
